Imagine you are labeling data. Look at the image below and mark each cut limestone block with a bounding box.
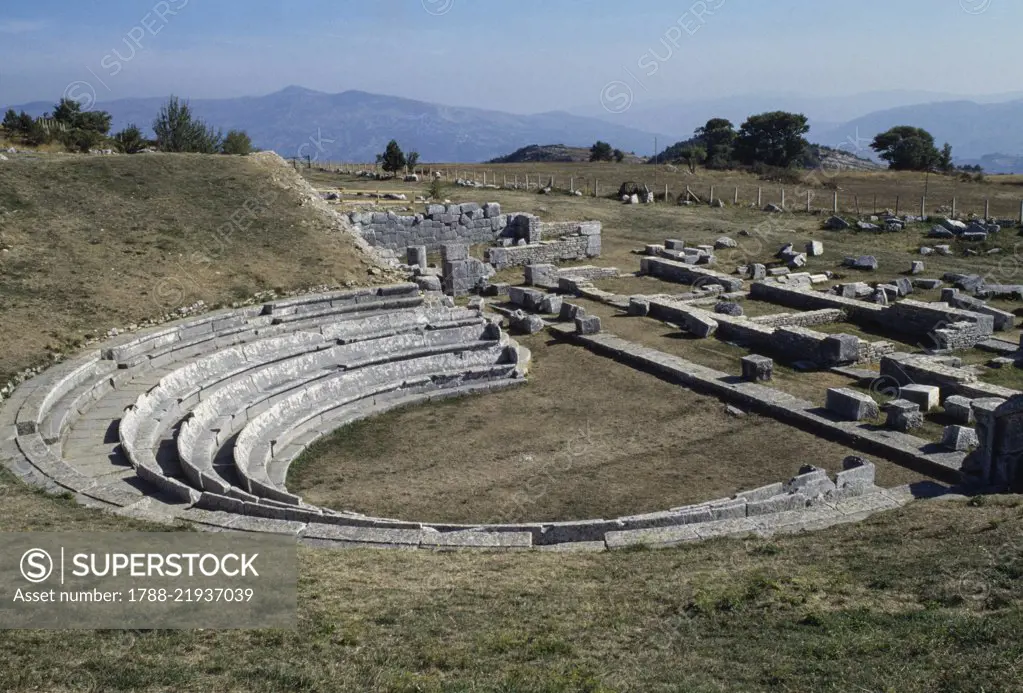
[885,399,924,432]
[942,425,979,452]
[943,395,975,425]
[539,295,563,315]
[628,297,650,317]
[741,355,773,382]
[575,315,602,335]
[900,384,940,412]
[836,456,876,491]
[827,388,880,421]
[559,303,585,322]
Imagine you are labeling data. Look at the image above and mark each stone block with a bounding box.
[575,315,602,335]
[628,297,650,317]
[895,277,913,297]
[741,354,773,382]
[786,466,837,497]
[911,261,925,275]
[942,425,979,452]
[900,384,940,412]
[820,334,860,365]
[407,245,428,268]
[806,240,824,257]
[885,399,924,432]
[484,202,501,218]
[414,275,442,292]
[524,263,558,287]
[664,239,686,250]
[646,244,665,256]
[714,301,744,317]
[683,312,718,338]
[944,395,975,424]
[827,388,880,421]
[441,243,469,262]
[751,264,767,280]
[509,310,544,335]
[539,295,563,315]
[559,302,586,322]
[836,456,875,490]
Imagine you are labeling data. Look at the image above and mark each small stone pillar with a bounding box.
[407,245,427,269]
[741,355,773,382]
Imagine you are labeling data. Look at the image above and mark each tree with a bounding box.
[51,98,111,135]
[153,96,223,153]
[870,126,940,171]
[679,144,707,174]
[589,141,614,162]
[735,111,810,168]
[221,130,253,156]
[60,128,104,153]
[113,124,147,154]
[695,118,736,168]
[938,142,954,172]
[377,140,407,173]
[613,148,625,163]
[2,109,23,133]
[406,151,420,170]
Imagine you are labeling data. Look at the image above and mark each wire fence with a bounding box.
[296,160,1023,223]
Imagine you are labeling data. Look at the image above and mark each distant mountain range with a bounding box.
[3,87,669,164]
[6,87,1023,171]
[488,144,645,164]
[572,90,1023,173]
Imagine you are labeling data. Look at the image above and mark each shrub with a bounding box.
[113,124,147,154]
[221,130,253,156]
[153,96,223,153]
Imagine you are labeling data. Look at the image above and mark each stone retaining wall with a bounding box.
[751,309,846,328]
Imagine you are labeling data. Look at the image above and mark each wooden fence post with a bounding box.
[895,196,900,217]
[985,198,990,219]
[734,187,739,205]
[757,187,762,208]
[781,188,786,209]
[710,186,715,205]
[921,197,926,219]
[806,190,811,213]
[855,195,860,216]
[952,197,957,218]
[833,191,838,214]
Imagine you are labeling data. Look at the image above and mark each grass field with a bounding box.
[1,154,1022,691]
[288,330,921,524]
[305,161,1023,221]
[0,153,391,385]
[2,463,1022,692]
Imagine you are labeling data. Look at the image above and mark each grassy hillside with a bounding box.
[0,463,1021,692]
[0,152,387,384]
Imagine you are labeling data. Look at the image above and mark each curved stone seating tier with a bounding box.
[171,322,500,497]
[232,346,519,498]
[1,284,924,550]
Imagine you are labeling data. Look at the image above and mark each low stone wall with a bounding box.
[641,257,743,292]
[750,283,994,348]
[648,299,864,367]
[751,309,846,328]
[549,325,964,482]
[881,352,1019,401]
[486,234,601,270]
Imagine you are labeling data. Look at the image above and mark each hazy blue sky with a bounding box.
[0,0,1019,112]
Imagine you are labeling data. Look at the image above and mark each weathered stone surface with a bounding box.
[628,297,650,317]
[910,261,925,275]
[912,278,942,290]
[575,315,602,335]
[741,354,773,382]
[559,302,586,322]
[509,310,544,334]
[885,399,924,432]
[714,301,744,317]
[414,275,442,292]
[665,239,686,250]
[751,264,767,280]
[844,255,878,271]
[826,388,880,421]
[942,425,979,452]
[943,395,975,424]
[836,456,876,490]
[900,384,940,412]
[441,243,469,262]
[539,295,563,315]
[895,278,914,297]
[824,216,850,230]
[407,245,428,268]
[714,236,737,249]
[806,241,824,257]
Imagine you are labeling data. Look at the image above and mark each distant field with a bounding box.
[305,161,1023,220]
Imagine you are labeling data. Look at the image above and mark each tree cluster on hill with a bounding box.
[589,141,625,162]
[1,94,254,156]
[376,140,420,173]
